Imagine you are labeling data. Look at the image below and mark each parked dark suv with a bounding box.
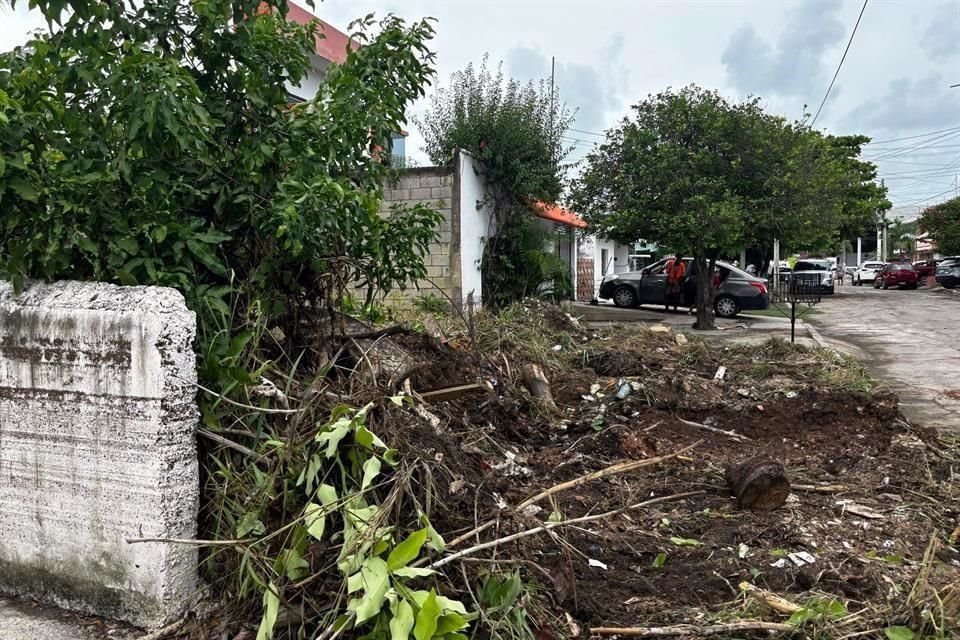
[936,257,960,289]
[597,258,769,318]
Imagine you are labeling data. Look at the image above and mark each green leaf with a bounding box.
[669,537,702,547]
[413,590,441,640]
[237,511,266,538]
[391,567,436,579]
[186,238,227,276]
[304,503,326,540]
[7,176,38,202]
[348,556,390,625]
[883,627,914,640]
[256,582,280,640]
[356,424,387,450]
[788,608,817,626]
[651,552,667,568]
[317,483,338,506]
[435,613,469,636]
[389,395,405,406]
[419,514,445,553]
[390,598,415,640]
[316,420,351,458]
[275,548,310,581]
[388,528,428,571]
[361,456,382,492]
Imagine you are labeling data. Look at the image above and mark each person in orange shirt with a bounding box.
[665,255,687,312]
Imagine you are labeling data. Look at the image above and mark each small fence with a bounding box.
[768,272,823,343]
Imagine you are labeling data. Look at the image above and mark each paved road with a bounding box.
[810,284,960,434]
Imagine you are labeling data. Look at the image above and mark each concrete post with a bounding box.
[0,281,199,628]
[857,237,862,266]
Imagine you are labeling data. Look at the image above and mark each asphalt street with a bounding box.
[810,283,960,434]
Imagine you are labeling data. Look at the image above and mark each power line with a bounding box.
[894,186,957,207]
[568,127,605,138]
[864,125,960,146]
[811,0,869,127]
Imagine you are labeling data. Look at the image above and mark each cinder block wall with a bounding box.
[374,165,463,309]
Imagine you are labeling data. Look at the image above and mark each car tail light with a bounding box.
[749,281,767,295]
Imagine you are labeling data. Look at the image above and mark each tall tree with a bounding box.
[572,86,758,329]
[571,85,887,329]
[418,57,574,307]
[919,197,960,256]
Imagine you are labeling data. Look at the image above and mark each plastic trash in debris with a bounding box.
[590,383,602,395]
[786,391,798,399]
[616,379,632,399]
[714,366,727,380]
[552,344,563,352]
[788,551,816,567]
[587,558,609,570]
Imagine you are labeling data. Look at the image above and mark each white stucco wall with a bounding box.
[591,237,631,290]
[286,54,328,101]
[458,150,492,305]
[0,281,199,629]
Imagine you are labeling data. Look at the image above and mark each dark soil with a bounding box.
[380,328,958,633]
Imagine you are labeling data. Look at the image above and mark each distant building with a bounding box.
[283,2,407,164]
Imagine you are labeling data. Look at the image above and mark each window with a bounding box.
[795,261,830,271]
[601,248,610,275]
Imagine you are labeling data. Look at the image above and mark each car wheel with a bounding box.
[882,280,889,290]
[944,283,955,289]
[873,279,880,289]
[714,295,740,318]
[909,283,918,290]
[612,285,637,308]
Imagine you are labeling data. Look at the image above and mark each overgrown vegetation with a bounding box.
[919,196,960,256]
[419,58,573,308]
[0,0,440,338]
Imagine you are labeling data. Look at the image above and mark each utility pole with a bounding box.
[549,56,555,159]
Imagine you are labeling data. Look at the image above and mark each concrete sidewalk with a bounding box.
[571,302,826,348]
[0,597,137,640]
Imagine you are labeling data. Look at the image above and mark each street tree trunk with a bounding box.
[693,251,714,330]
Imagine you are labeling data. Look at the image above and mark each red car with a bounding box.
[913,260,936,280]
[874,262,919,289]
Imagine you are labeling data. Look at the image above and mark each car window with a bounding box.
[795,261,829,271]
[889,263,914,271]
[863,262,883,269]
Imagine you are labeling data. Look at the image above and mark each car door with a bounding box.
[639,259,669,304]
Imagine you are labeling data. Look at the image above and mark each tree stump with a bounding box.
[521,363,557,412]
[724,456,790,511]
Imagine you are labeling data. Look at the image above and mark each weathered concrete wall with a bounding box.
[0,281,199,629]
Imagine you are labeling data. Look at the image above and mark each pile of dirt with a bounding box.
[370,315,959,637]
[185,305,957,640]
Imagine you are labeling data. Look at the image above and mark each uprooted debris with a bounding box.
[181,301,958,640]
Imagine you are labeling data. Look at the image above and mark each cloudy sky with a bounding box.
[2,0,958,217]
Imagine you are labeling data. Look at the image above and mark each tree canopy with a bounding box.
[919,197,960,256]
[570,85,888,328]
[418,57,575,307]
[0,0,440,328]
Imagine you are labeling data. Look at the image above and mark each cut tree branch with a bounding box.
[428,491,704,570]
[588,621,795,637]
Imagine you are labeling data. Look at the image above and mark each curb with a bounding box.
[800,320,831,350]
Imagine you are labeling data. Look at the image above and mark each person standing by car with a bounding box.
[665,255,686,312]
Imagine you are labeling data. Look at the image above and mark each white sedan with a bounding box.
[852,261,885,286]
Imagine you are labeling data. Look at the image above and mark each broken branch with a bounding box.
[588,621,795,637]
[443,441,702,551]
[429,491,704,570]
[739,581,802,615]
[676,417,750,442]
